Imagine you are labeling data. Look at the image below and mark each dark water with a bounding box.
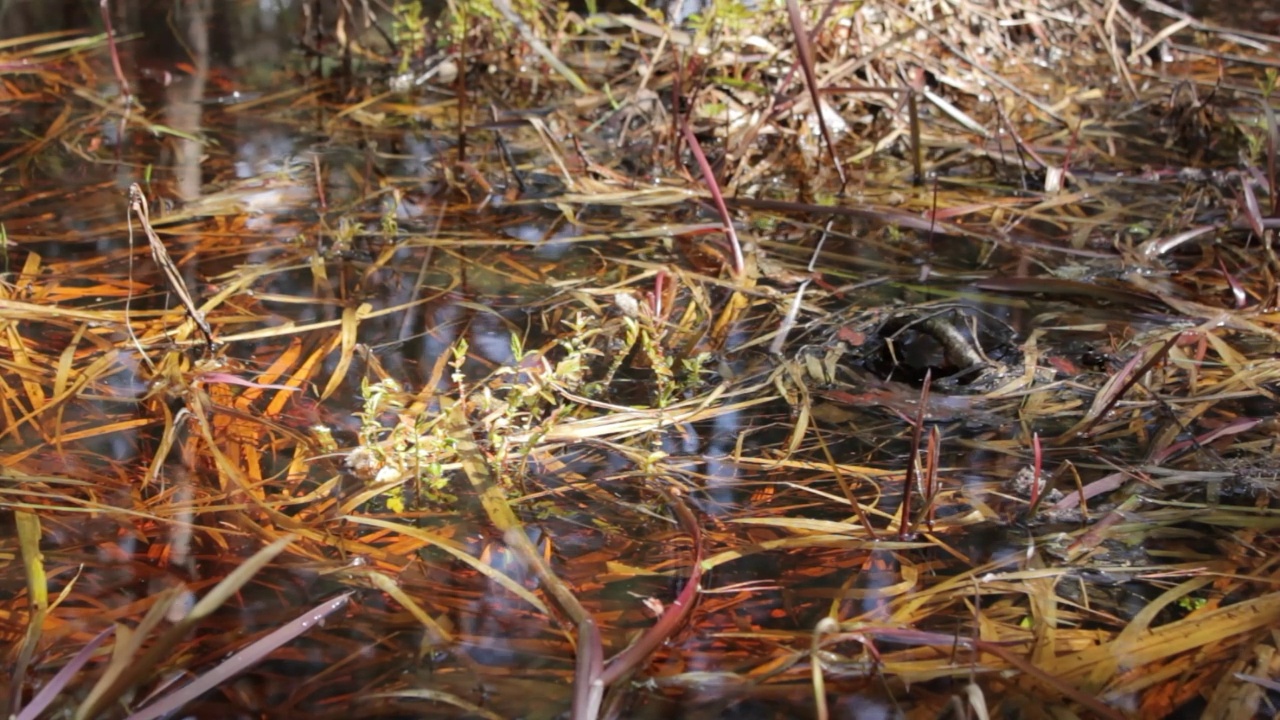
[3,2,1280,719]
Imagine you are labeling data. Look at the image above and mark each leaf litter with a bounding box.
[2,1,1280,718]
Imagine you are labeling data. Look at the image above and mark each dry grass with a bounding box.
[3,1,1280,718]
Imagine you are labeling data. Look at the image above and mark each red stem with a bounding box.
[680,125,745,277]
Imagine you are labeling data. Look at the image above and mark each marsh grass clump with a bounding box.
[341,290,723,516]
[5,2,1280,719]
[344,377,458,511]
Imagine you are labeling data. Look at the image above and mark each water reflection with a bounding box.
[4,1,1277,718]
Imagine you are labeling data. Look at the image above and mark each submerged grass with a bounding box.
[2,1,1280,718]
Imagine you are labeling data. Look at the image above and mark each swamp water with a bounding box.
[2,1,1280,718]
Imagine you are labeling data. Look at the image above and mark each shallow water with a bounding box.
[4,2,1280,719]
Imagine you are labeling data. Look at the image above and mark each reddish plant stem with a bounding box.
[922,425,940,531]
[680,125,745,277]
[785,0,846,189]
[599,486,702,684]
[571,486,702,720]
[100,0,132,104]
[1068,332,1181,440]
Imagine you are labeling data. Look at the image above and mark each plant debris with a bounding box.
[2,1,1280,718]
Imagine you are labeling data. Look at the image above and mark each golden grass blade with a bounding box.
[74,535,296,720]
[213,295,430,343]
[122,592,353,720]
[262,338,307,416]
[811,618,837,720]
[11,511,49,715]
[358,569,452,648]
[55,417,152,444]
[0,28,94,52]
[702,536,929,572]
[0,297,136,322]
[51,323,86,412]
[444,397,592,628]
[5,302,47,417]
[344,516,549,615]
[320,302,371,400]
[74,588,186,720]
[363,689,504,720]
[729,517,872,536]
[145,404,180,486]
[1050,591,1280,686]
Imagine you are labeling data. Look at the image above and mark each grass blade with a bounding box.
[122,592,353,720]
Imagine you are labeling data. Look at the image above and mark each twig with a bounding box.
[127,184,215,348]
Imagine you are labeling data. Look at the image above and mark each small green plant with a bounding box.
[391,1,429,73]
[324,215,358,258]
[1177,595,1208,612]
[344,299,703,509]
[347,377,457,512]
[637,315,677,408]
[439,0,543,47]
[685,0,761,36]
[380,189,401,236]
[1259,68,1278,100]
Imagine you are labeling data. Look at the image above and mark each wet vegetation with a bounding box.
[3,0,1280,718]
